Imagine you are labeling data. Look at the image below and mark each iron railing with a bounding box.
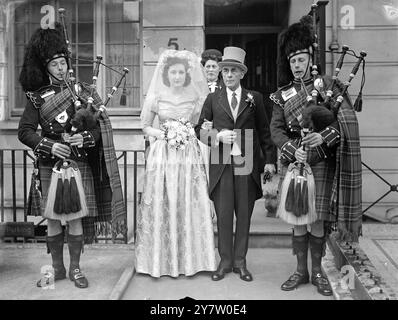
[360,145,398,215]
[0,148,145,244]
[1,145,397,242]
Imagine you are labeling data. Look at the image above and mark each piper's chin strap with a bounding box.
[46,54,69,84]
[47,69,67,85]
[288,49,312,83]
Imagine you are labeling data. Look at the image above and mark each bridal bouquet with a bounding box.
[160,118,196,150]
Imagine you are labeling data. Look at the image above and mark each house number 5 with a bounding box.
[168,38,179,50]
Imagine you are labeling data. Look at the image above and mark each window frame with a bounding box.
[8,0,142,119]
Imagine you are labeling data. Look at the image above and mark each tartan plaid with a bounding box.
[82,84,127,239]
[280,148,336,222]
[40,89,73,127]
[34,84,126,243]
[283,76,362,241]
[332,97,362,241]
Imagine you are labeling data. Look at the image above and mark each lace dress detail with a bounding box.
[135,99,217,277]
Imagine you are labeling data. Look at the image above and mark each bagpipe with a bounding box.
[58,8,129,129]
[44,8,129,218]
[277,3,366,225]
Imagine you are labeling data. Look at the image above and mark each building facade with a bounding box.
[0,0,397,240]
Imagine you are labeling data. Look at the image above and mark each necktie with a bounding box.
[231,92,238,110]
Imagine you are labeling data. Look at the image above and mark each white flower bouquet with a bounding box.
[160,118,196,150]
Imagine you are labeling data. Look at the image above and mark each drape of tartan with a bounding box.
[39,84,126,243]
[283,76,362,242]
[40,88,73,127]
[80,83,127,242]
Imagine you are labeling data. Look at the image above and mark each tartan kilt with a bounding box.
[38,159,98,220]
[279,156,336,223]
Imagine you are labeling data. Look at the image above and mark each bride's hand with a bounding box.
[155,130,165,140]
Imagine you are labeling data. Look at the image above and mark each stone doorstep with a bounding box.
[327,234,398,300]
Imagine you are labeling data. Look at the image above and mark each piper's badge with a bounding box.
[55,110,68,124]
[281,87,297,101]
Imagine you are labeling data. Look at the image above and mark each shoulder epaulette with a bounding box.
[269,82,292,108]
[25,91,44,109]
[25,84,60,108]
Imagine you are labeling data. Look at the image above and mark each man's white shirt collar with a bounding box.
[226,86,242,100]
[208,81,217,92]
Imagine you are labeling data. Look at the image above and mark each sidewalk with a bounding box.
[0,243,134,300]
[358,224,398,296]
[122,248,333,300]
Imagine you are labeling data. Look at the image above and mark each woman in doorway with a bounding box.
[201,49,223,93]
[135,49,217,278]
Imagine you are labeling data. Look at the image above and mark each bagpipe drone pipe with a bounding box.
[58,8,129,136]
[276,4,366,226]
[44,9,129,218]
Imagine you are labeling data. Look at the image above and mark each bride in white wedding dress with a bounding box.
[135,49,217,278]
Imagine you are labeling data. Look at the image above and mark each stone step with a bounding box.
[212,198,292,248]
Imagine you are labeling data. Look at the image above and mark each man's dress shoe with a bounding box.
[211,267,232,281]
[312,273,333,296]
[233,267,253,282]
[281,272,309,291]
[69,268,89,288]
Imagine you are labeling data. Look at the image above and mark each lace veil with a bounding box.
[140,49,209,127]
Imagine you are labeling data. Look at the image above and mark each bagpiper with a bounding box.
[18,23,126,289]
[269,14,362,296]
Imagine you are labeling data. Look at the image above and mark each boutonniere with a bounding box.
[245,92,255,108]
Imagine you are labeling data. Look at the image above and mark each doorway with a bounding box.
[205,33,277,95]
[204,0,290,120]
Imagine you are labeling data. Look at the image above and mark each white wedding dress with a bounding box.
[135,94,217,278]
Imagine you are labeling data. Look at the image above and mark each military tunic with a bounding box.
[269,77,341,222]
[18,83,99,220]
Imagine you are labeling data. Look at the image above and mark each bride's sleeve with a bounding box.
[190,95,206,125]
[140,96,158,129]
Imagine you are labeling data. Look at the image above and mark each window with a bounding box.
[11,0,141,117]
[105,0,140,112]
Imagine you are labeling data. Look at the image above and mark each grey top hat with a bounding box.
[218,46,248,73]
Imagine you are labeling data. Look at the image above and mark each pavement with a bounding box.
[122,248,333,300]
[1,198,397,300]
[0,243,335,301]
[0,243,134,300]
[358,224,398,297]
